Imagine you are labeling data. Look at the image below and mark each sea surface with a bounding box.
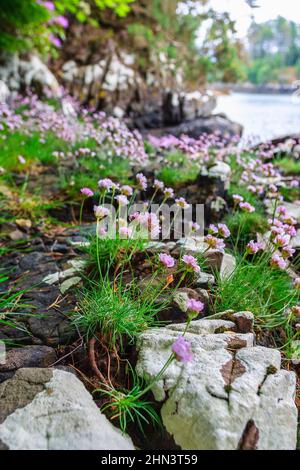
[215,92,300,144]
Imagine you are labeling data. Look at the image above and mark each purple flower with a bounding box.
[80,187,94,198]
[54,15,69,28]
[49,34,62,48]
[186,298,204,317]
[136,173,147,191]
[153,179,164,191]
[120,185,133,196]
[246,240,264,254]
[273,234,290,248]
[119,226,132,239]
[270,253,287,270]
[172,336,193,363]
[94,205,109,219]
[175,197,190,209]
[182,255,201,273]
[282,246,295,259]
[217,223,230,239]
[164,187,174,199]
[159,253,175,268]
[189,221,200,233]
[98,178,114,191]
[239,202,255,213]
[204,235,225,252]
[294,278,300,290]
[115,195,129,206]
[233,194,244,204]
[42,1,55,11]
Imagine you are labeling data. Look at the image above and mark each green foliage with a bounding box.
[0,0,134,54]
[157,151,199,186]
[0,131,66,170]
[246,16,300,84]
[86,235,144,277]
[225,210,269,248]
[214,253,299,337]
[275,157,300,175]
[98,367,161,434]
[73,279,162,345]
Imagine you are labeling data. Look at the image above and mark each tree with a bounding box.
[0,0,134,54]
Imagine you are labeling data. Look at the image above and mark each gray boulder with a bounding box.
[136,318,297,450]
[0,368,134,450]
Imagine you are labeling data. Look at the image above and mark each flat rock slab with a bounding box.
[0,368,134,450]
[136,318,297,450]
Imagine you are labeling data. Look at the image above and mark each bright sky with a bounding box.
[210,0,300,37]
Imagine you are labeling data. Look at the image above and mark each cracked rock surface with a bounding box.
[0,368,134,450]
[136,317,297,450]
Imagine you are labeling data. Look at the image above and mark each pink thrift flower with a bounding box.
[49,34,62,47]
[98,178,114,191]
[218,223,230,239]
[270,253,287,270]
[98,227,107,237]
[282,246,295,259]
[43,1,55,10]
[294,278,300,290]
[159,253,175,268]
[80,187,94,198]
[290,180,299,188]
[186,298,204,315]
[204,235,225,252]
[277,206,287,217]
[94,205,109,219]
[246,240,263,254]
[164,187,174,199]
[189,221,200,233]
[120,185,133,196]
[239,202,255,213]
[136,173,147,190]
[119,226,132,239]
[153,179,164,190]
[175,197,190,209]
[233,194,244,204]
[54,15,69,28]
[208,224,218,235]
[273,234,290,248]
[115,195,129,206]
[172,336,193,363]
[182,255,201,273]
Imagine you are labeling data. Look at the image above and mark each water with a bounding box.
[215,92,300,144]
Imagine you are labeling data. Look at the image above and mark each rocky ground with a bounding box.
[0,94,300,450]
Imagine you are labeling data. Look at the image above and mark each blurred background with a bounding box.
[1,0,300,142]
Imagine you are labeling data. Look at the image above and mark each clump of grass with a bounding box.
[73,280,163,346]
[98,367,161,434]
[279,186,300,202]
[60,155,132,197]
[275,157,300,175]
[86,235,145,278]
[214,253,300,336]
[157,150,199,186]
[228,183,264,212]
[225,210,269,249]
[0,131,67,170]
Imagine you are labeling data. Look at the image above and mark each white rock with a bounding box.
[136,320,297,450]
[0,369,134,450]
[201,162,231,189]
